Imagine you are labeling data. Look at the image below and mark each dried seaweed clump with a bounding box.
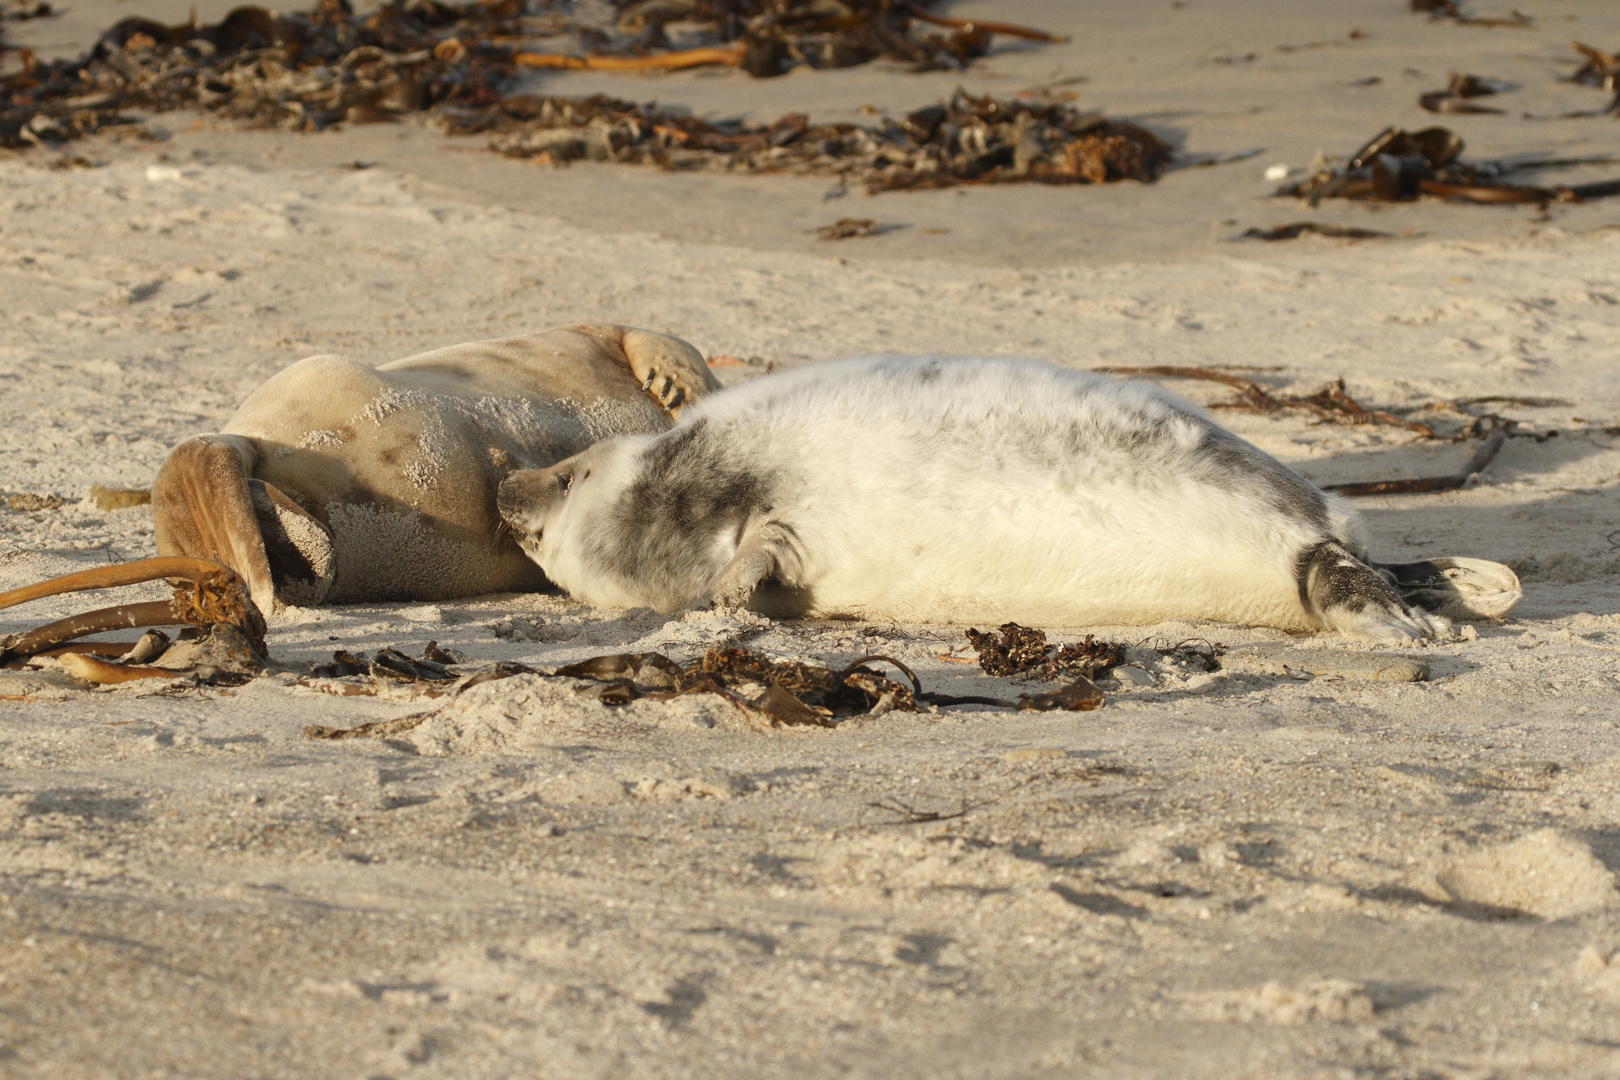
[602,0,1065,78]
[1,0,1070,150]
[3,0,517,147]
[965,623,1125,680]
[1280,125,1620,207]
[1569,41,1620,114]
[555,645,917,726]
[470,89,1172,192]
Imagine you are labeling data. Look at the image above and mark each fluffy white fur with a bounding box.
[499,356,1503,639]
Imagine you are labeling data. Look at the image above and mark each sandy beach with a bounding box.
[4,1,1620,1076]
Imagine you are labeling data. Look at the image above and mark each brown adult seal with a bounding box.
[152,325,719,612]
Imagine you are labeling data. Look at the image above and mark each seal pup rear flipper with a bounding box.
[153,434,333,613]
[1375,557,1522,621]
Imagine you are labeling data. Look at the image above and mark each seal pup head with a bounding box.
[496,436,655,610]
[498,419,776,613]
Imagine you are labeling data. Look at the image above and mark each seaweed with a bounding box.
[1241,222,1395,241]
[1280,125,1620,207]
[1562,41,1620,116]
[477,87,1171,193]
[810,217,883,239]
[1419,73,1506,114]
[1409,1,1532,28]
[964,623,1125,681]
[0,556,266,668]
[549,645,921,725]
[1095,367,1438,438]
[2,0,1067,151]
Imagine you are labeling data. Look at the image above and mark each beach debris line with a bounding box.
[1566,42,1620,115]
[475,89,1172,192]
[1408,1,1532,29]
[0,0,1064,150]
[1280,126,1620,206]
[1240,222,1396,241]
[1419,73,1506,114]
[0,555,266,683]
[810,218,885,239]
[965,623,1124,681]
[519,0,1066,78]
[1095,367,1439,438]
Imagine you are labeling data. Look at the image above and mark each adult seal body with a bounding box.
[153,325,720,612]
[496,355,1521,640]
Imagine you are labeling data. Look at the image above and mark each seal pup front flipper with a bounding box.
[709,518,811,614]
[152,434,280,614]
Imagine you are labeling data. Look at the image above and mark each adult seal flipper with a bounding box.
[153,325,719,612]
[152,434,283,614]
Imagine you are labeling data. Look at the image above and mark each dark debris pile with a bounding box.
[554,646,922,725]
[604,0,1064,78]
[1280,125,1620,207]
[965,622,1126,681]
[469,89,1172,192]
[1,0,1109,181]
[1569,41,1619,114]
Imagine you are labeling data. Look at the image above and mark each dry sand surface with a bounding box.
[4,1,1620,1076]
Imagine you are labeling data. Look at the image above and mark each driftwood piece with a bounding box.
[1323,421,1512,496]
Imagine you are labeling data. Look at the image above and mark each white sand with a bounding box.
[4,1,1620,1076]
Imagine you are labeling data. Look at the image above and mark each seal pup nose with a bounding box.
[498,460,573,537]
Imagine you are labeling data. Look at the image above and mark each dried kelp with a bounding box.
[1281,126,1620,207]
[1095,367,1438,438]
[2,0,1066,151]
[965,623,1125,681]
[552,645,921,725]
[1408,1,1532,28]
[811,217,883,239]
[1241,222,1394,241]
[0,555,266,665]
[570,0,1066,78]
[1564,41,1620,116]
[1419,73,1505,114]
[472,88,1172,192]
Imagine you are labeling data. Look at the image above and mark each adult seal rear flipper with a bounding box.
[247,479,335,608]
[153,434,282,614]
[1377,557,1522,622]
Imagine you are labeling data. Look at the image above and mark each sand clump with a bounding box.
[1435,829,1620,919]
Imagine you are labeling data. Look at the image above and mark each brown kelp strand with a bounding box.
[1407,0,1532,29]
[1279,125,1620,207]
[1567,41,1619,114]
[1,0,1067,150]
[459,89,1173,192]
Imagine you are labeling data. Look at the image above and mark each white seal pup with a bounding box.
[152,325,720,613]
[495,355,1521,641]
